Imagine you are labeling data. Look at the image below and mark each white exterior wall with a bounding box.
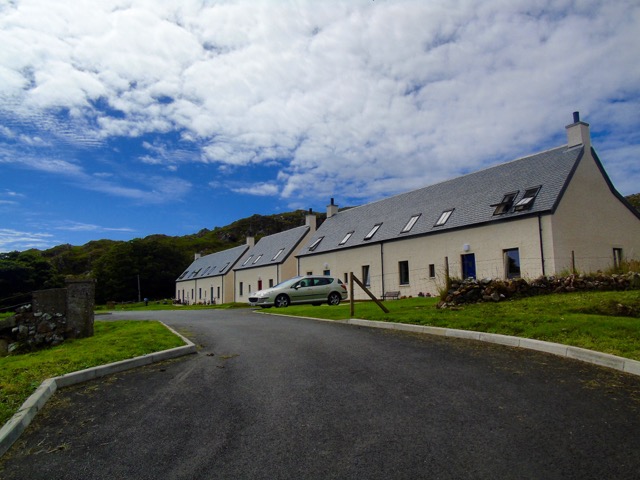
[234,265,279,302]
[299,218,545,300]
[548,150,640,273]
[176,275,226,305]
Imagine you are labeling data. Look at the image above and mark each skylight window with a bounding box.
[252,254,263,264]
[492,192,518,215]
[308,237,324,251]
[178,271,188,280]
[339,231,354,245]
[401,214,421,233]
[219,262,230,272]
[513,186,541,211]
[242,255,253,266]
[272,248,285,261]
[435,209,454,226]
[364,223,382,240]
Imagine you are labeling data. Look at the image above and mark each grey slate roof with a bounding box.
[176,244,249,282]
[235,225,310,271]
[298,144,585,257]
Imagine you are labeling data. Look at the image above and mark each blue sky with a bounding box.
[1,0,639,252]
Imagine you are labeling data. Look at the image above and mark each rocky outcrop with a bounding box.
[437,272,640,309]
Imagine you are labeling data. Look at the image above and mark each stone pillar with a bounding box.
[65,279,95,338]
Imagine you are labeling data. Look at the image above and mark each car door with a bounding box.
[311,277,331,301]
[290,278,314,303]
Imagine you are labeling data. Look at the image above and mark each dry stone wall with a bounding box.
[438,272,640,309]
[0,279,95,355]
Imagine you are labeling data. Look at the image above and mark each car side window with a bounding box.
[314,278,330,286]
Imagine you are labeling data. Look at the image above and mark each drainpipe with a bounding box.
[380,243,385,296]
[538,214,546,276]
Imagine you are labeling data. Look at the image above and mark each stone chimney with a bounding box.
[246,236,255,248]
[194,253,202,260]
[565,111,591,150]
[305,208,317,233]
[327,198,339,218]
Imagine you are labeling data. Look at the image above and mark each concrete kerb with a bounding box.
[0,322,196,458]
[258,311,640,377]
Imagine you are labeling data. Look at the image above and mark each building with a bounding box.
[297,113,640,299]
[175,243,250,304]
[233,212,317,302]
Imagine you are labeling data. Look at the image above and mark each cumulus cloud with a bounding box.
[1,0,639,213]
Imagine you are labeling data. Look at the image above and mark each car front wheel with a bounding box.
[275,294,290,308]
[328,292,341,306]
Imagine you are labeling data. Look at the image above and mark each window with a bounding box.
[362,265,371,286]
[272,249,285,261]
[429,264,435,278]
[435,209,454,226]
[323,269,330,275]
[199,288,202,300]
[492,192,518,215]
[399,261,409,285]
[339,231,354,245]
[242,255,253,266]
[344,273,349,283]
[217,287,220,298]
[309,237,324,251]
[178,271,188,280]
[364,223,382,240]
[239,282,243,296]
[401,214,421,233]
[513,186,541,211]
[220,262,230,272]
[613,248,623,270]
[269,279,274,288]
[306,272,313,276]
[252,254,263,264]
[504,248,521,279]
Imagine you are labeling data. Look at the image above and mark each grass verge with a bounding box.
[0,320,185,427]
[263,290,640,361]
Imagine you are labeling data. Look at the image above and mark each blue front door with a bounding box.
[462,253,476,279]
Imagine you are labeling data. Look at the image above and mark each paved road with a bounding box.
[1,309,640,479]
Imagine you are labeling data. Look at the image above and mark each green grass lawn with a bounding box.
[264,290,640,361]
[0,320,185,427]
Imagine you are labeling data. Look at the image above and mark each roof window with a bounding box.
[220,262,230,272]
[242,255,253,266]
[252,254,263,264]
[308,237,324,251]
[401,214,421,233]
[513,186,541,211]
[364,223,382,240]
[435,209,454,226]
[492,192,518,215]
[272,248,285,261]
[339,231,354,245]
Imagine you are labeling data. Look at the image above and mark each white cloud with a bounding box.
[1,0,639,210]
[54,221,135,233]
[0,228,55,252]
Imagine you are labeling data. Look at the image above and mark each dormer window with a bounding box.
[492,192,518,215]
[401,214,421,233]
[364,223,382,240]
[339,231,354,245]
[272,248,285,261]
[308,237,324,251]
[252,254,263,264]
[242,255,253,266]
[435,209,454,226]
[514,186,541,211]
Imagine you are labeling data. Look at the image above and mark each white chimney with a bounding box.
[565,111,591,150]
[246,236,255,247]
[194,253,201,260]
[305,208,317,233]
[327,198,339,218]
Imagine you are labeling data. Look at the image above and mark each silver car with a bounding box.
[248,275,348,308]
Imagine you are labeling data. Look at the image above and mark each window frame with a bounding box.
[364,223,382,240]
[272,248,285,261]
[252,254,263,264]
[308,237,324,251]
[435,209,454,226]
[492,191,518,215]
[242,255,253,266]
[399,260,410,285]
[513,186,541,211]
[401,214,421,233]
[339,231,354,245]
[504,248,521,279]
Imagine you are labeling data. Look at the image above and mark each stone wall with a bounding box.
[438,272,640,309]
[0,279,95,355]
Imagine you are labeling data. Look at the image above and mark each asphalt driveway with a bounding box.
[1,308,639,480]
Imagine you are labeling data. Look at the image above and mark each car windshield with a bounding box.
[272,277,302,289]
